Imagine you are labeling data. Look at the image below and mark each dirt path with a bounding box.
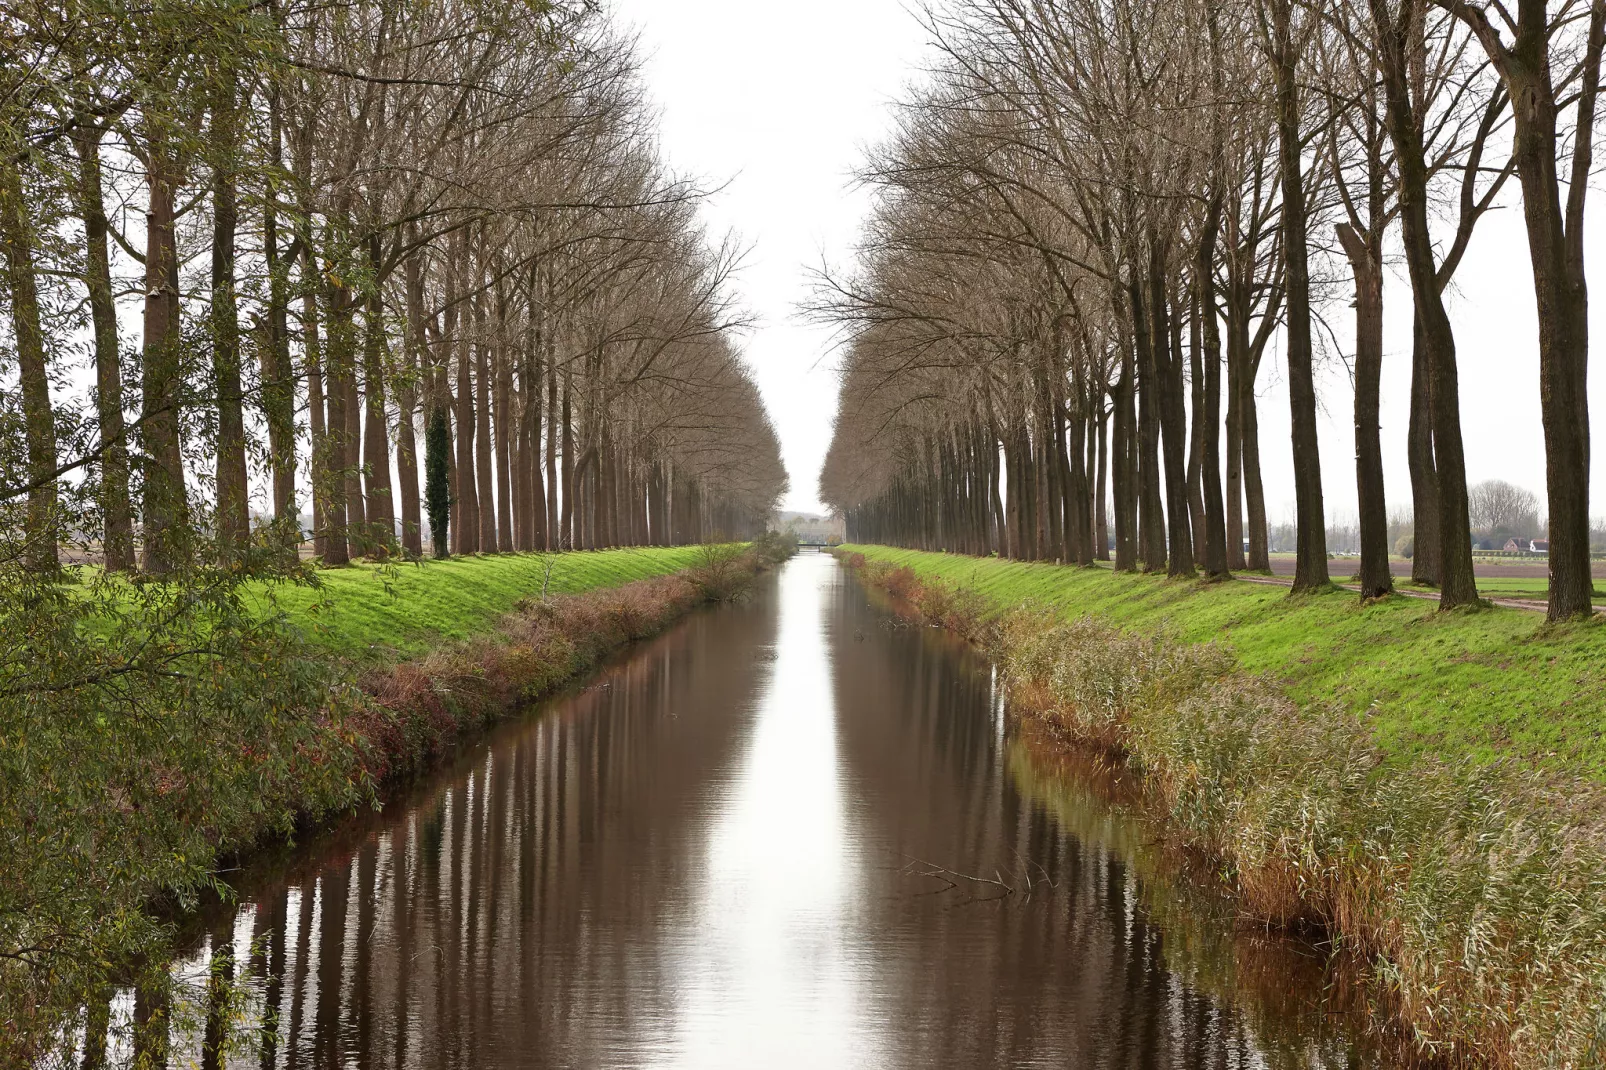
[1236,572,1606,614]
[1263,555,1606,580]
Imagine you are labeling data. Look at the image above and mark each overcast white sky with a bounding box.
[610,0,1606,524]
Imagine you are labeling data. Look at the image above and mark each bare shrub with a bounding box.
[686,544,755,603]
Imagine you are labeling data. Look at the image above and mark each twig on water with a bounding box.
[901,856,1016,906]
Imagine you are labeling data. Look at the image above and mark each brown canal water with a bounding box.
[113,553,1378,1068]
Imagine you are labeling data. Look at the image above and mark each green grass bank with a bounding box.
[258,545,711,660]
[840,545,1606,1069]
[842,545,1606,780]
[4,540,786,1062]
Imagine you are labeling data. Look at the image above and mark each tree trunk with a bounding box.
[1337,223,1392,598]
[1002,428,1021,559]
[70,118,133,570]
[526,344,547,552]
[321,292,355,565]
[1438,0,1603,617]
[1131,280,1166,571]
[344,348,366,556]
[560,373,575,549]
[474,305,496,553]
[1196,210,1230,577]
[426,406,451,559]
[211,77,249,561]
[1512,5,1601,619]
[1151,259,1193,577]
[261,77,295,528]
[1241,353,1270,571]
[1187,295,1208,564]
[1374,0,1476,607]
[0,148,57,570]
[1067,404,1092,565]
[1224,301,1247,571]
[494,340,514,553]
[1094,398,1109,560]
[139,125,190,574]
[441,255,463,555]
[454,314,479,554]
[396,255,426,558]
[302,257,329,560]
[988,424,1006,555]
[1156,263,1194,575]
[1405,316,1440,584]
[1113,338,1138,571]
[546,355,559,546]
[362,286,395,555]
[510,367,526,551]
[1271,0,1329,592]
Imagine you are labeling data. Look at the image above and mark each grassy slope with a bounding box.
[254,546,709,660]
[844,545,1606,779]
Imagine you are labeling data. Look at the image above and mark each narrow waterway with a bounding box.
[146,554,1373,1068]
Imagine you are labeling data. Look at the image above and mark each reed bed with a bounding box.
[846,553,1606,1070]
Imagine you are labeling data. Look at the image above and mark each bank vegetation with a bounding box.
[843,546,1606,1069]
[3,537,793,1063]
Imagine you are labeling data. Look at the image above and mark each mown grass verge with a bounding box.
[4,539,789,1064]
[839,545,1606,778]
[839,545,1606,1070]
[257,545,712,660]
[344,543,777,785]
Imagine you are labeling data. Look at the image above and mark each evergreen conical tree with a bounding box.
[425,407,452,558]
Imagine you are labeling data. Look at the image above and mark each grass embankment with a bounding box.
[4,541,784,1063]
[840,545,1606,1070]
[259,546,710,660]
[844,545,1606,778]
[345,544,771,784]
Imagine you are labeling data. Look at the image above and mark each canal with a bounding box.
[145,553,1374,1067]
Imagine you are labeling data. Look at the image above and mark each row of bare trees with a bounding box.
[0,0,787,575]
[818,0,1602,621]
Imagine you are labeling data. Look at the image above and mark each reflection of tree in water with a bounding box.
[827,573,1375,1069]
[1007,732,1416,1068]
[93,592,777,1069]
[85,564,1398,1069]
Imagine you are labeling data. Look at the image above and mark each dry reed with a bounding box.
[847,554,1606,1070]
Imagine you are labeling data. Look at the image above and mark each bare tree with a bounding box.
[1468,479,1541,535]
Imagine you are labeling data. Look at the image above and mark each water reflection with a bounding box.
[100,554,1370,1068]
[664,559,881,1067]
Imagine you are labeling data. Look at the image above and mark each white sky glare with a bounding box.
[608,0,933,514]
[612,0,1606,528]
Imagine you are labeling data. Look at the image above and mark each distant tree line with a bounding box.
[0,0,788,577]
[817,0,1602,621]
[1292,480,1543,555]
